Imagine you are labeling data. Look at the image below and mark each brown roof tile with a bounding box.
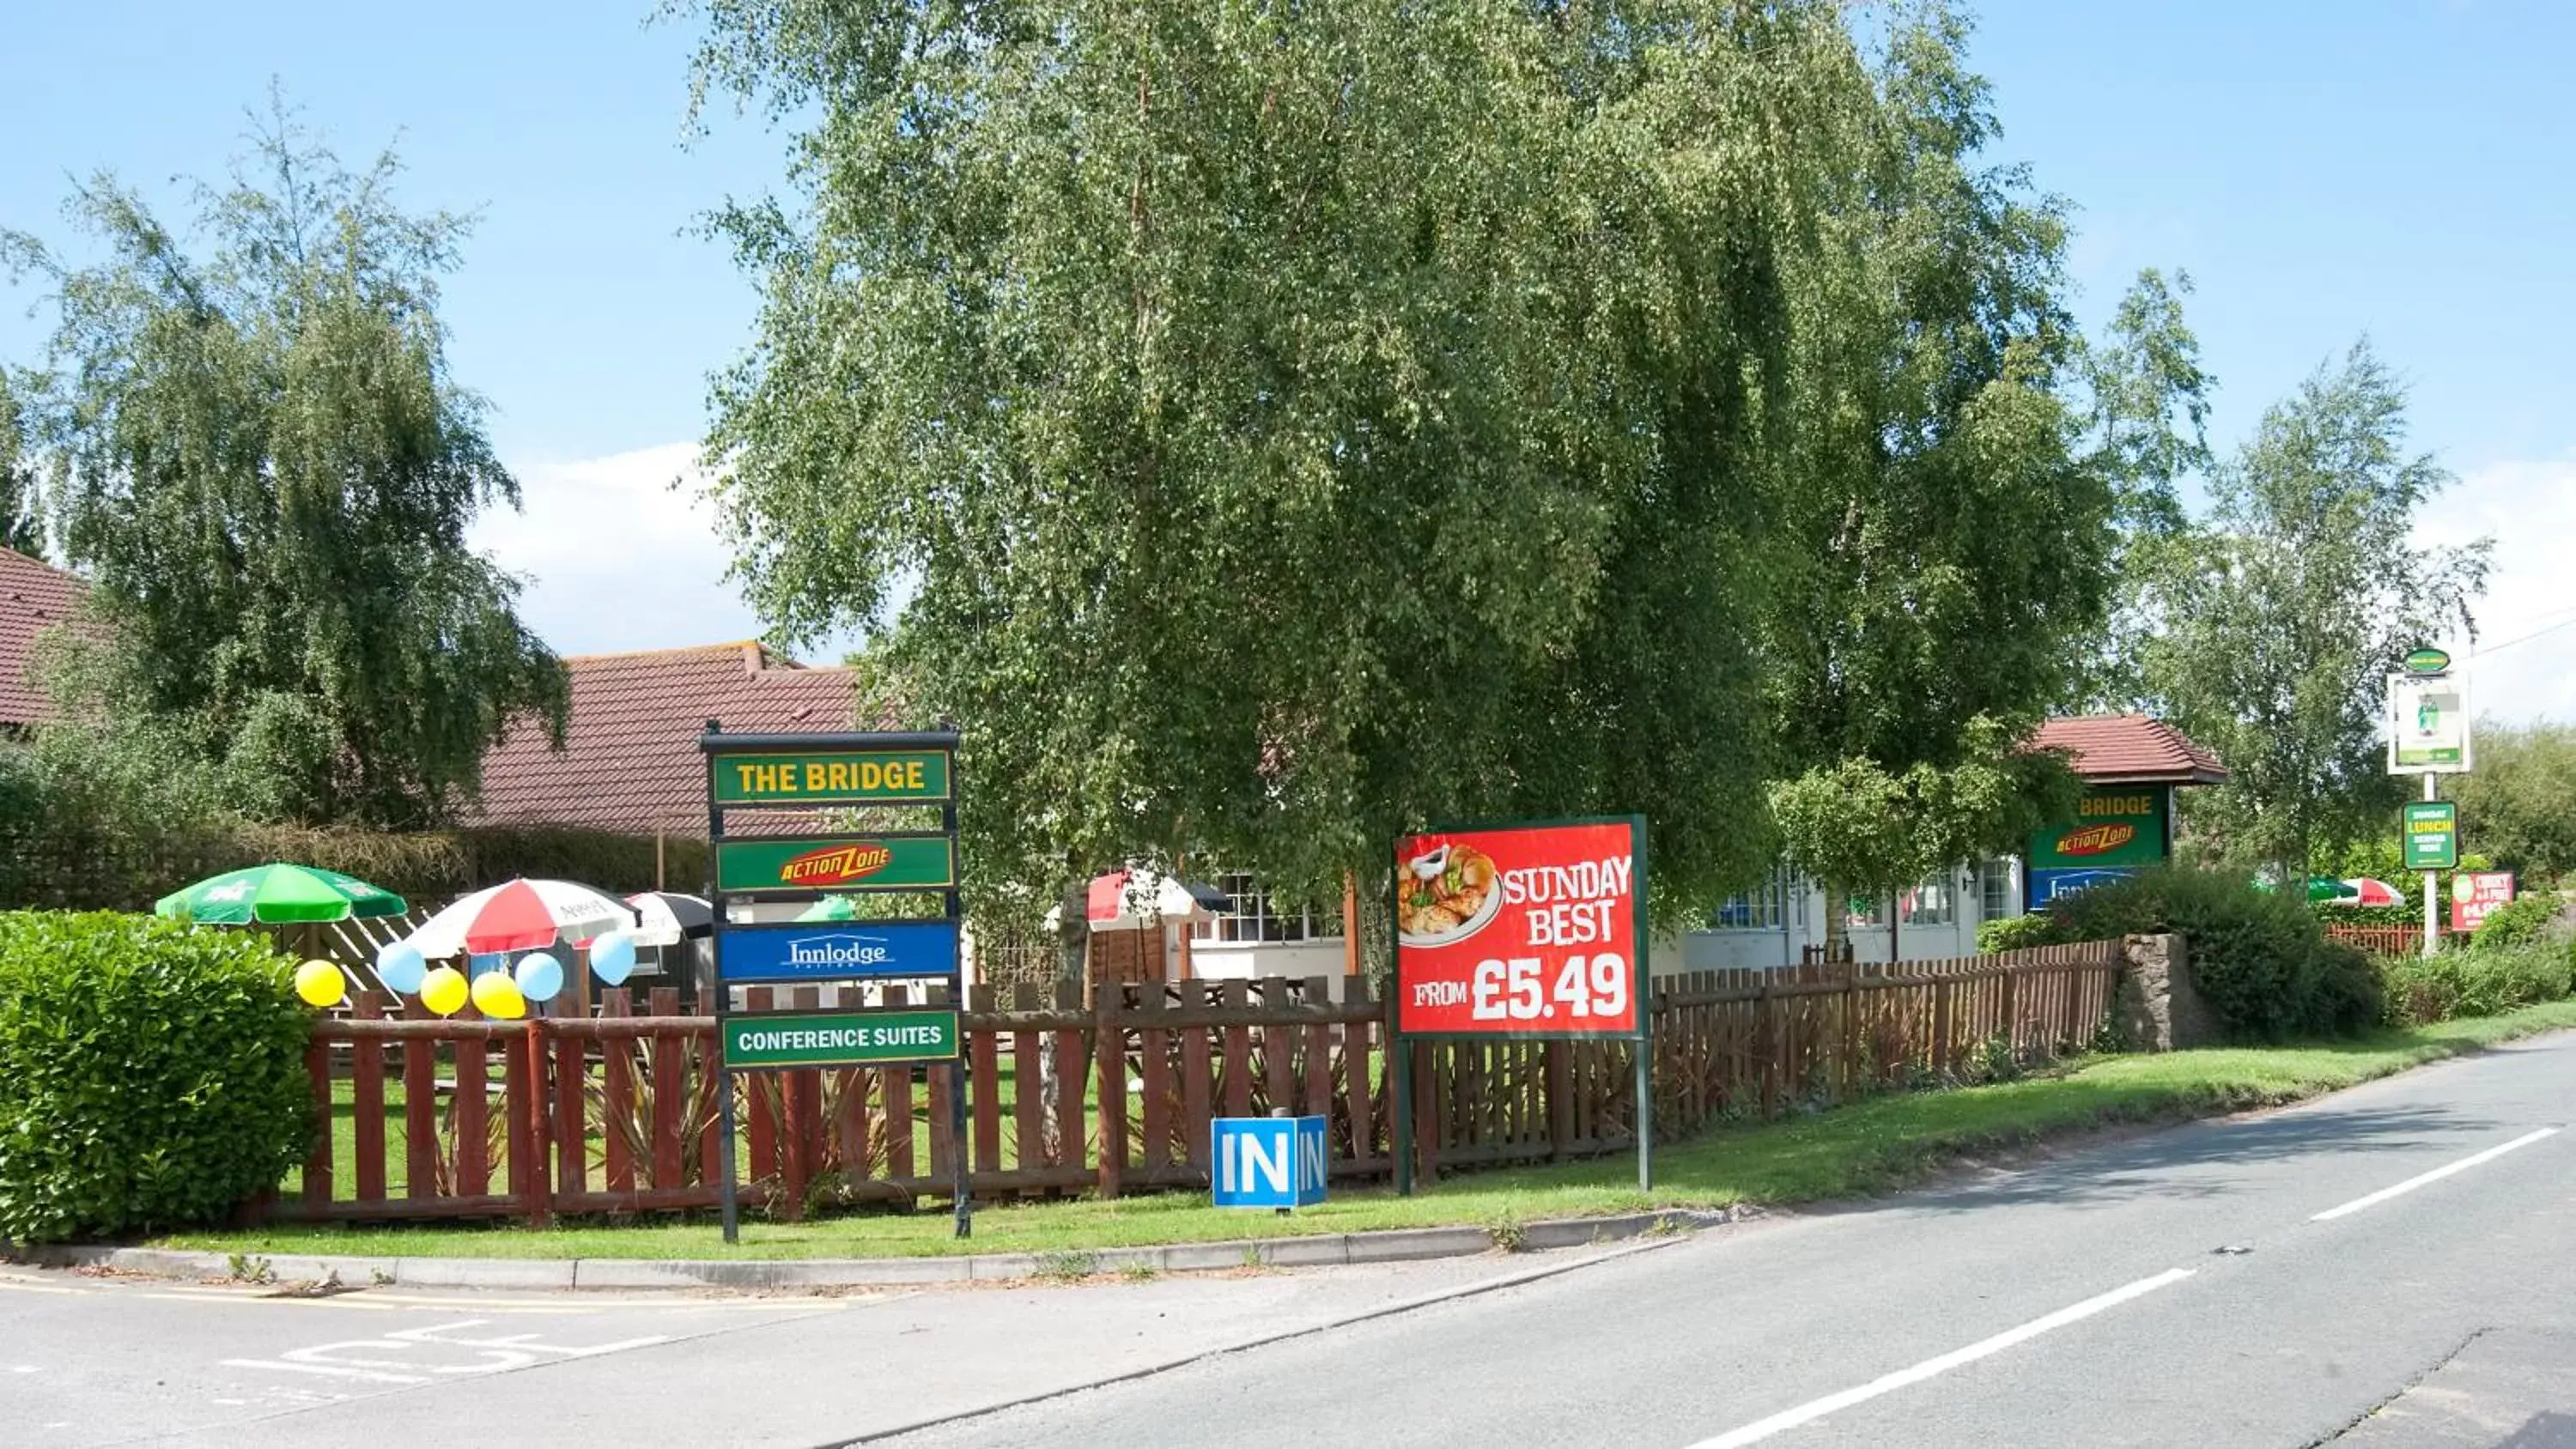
[2031,713,2229,786]
[467,642,861,834]
[0,546,87,729]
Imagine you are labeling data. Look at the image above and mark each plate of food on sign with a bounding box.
[1397,841,1503,947]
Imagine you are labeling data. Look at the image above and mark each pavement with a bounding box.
[0,1236,1665,1446]
[9,1031,2576,1446]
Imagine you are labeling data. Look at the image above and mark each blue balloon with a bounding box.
[375,941,428,995]
[589,930,637,986]
[514,951,565,1003]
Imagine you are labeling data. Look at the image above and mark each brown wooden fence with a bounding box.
[274,941,2125,1223]
[2324,923,2433,957]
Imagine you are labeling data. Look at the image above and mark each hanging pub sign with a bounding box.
[1389,815,1651,1195]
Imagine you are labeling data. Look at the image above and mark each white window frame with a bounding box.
[1190,873,1345,946]
[1710,872,1806,931]
[1978,858,2018,920]
[1901,873,1956,927]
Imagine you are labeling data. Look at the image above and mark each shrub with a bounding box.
[2031,867,2378,1040]
[2301,940,2386,1037]
[2380,942,2574,1027]
[0,912,312,1242]
[1976,912,2055,955]
[2470,894,2568,953]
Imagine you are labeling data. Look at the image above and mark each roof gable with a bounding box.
[2031,713,2228,786]
[0,547,87,729]
[468,642,860,834]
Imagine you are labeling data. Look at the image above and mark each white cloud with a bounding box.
[2414,455,2576,725]
[470,442,775,658]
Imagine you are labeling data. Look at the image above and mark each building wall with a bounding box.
[1666,860,2020,976]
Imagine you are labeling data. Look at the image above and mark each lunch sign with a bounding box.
[700,724,971,1242]
[1389,815,1652,1192]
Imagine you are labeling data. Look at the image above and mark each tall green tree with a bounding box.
[683,0,1956,911]
[2142,342,2490,877]
[1759,11,2110,943]
[2075,267,2215,710]
[1,101,564,826]
[0,385,39,555]
[2447,722,2576,886]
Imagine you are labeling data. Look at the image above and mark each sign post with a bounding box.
[2390,658,2470,961]
[702,725,969,1244]
[1389,816,1649,1193]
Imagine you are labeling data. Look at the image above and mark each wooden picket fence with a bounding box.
[2324,923,2433,957]
[271,941,2126,1223]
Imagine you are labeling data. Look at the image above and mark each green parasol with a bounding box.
[794,894,864,922]
[155,863,410,925]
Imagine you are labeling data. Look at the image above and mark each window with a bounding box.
[1901,875,1955,927]
[1192,874,1345,944]
[1979,859,2018,920]
[1711,875,1802,931]
[1845,893,1887,928]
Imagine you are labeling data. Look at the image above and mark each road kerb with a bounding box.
[7,1205,1752,1293]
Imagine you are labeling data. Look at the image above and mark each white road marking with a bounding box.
[222,1317,674,1386]
[2310,1127,2559,1222]
[1680,1270,2196,1449]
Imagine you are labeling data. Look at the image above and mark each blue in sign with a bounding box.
[716,919,962,984]
[1212,1115,1328,1210]
[2027,867,2137,909]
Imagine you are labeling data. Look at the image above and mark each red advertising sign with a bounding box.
[1394,818,1644,1037]
[2451,871,2516,934]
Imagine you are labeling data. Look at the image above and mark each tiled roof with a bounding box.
[0,546,87,728]
[2031,713,2229,786]
[467,642,860,834]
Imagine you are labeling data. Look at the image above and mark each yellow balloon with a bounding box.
[469,970,527,1021]
[294,959,345,1009]
[420,965,468,1016]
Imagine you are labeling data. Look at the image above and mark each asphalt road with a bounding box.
[886,1032,2576,1449]
[9,1032,2576,1448]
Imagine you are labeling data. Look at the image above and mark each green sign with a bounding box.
[722,1009,958,1069]
[2026,789,2169,870]
[2403,801,2458,870]
[714,835,957,893]
[2403,647,2451,676]
[711,750,951,805]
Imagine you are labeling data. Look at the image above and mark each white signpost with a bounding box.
[2388,658,2471,959]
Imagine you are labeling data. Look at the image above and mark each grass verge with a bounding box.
[149,1002,2576,1263]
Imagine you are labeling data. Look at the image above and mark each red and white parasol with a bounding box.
[1041,870,1233,934]
[2324,877,2407,908]
[398,879,637,959]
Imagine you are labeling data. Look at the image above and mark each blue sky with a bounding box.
[4,1,2571,718]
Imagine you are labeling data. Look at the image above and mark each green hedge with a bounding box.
[0,815,708,913]
[2471,894,2567,952]
[2383,943,2575,1026]
[0,912,313,1243]
[2020,867,2381,1040]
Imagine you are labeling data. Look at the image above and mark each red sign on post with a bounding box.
[1394,818,1644,1037]
[2451,871,2516,934]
